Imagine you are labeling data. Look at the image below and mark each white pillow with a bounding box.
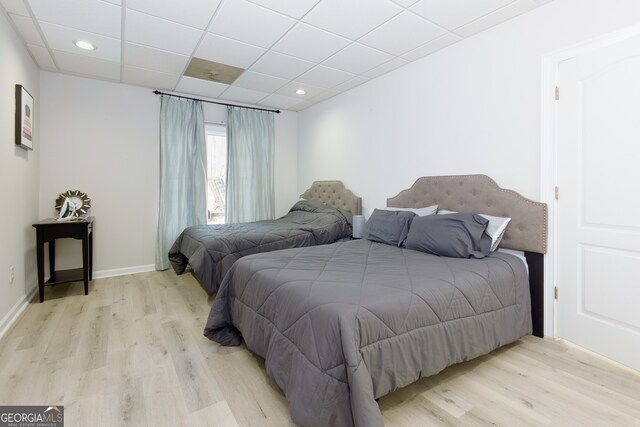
[386,205,438,216]
[438,209,511,252]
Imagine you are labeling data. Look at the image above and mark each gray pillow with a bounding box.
[404,212,492,258]
[362,209,416,246]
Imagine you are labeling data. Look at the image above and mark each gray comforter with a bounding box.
[205,239,531,427]
[168,200,352,295]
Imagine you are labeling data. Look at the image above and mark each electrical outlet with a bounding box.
[9,266,14,285]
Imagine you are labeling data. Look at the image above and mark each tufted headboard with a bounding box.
[388,174,547,337]
[387,174,547,254]
[300,181,362,215]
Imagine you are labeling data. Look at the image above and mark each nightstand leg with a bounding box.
[36,237,45,303]
[49,240,56,282]
[89,228,93,281]
[82,233,89,295]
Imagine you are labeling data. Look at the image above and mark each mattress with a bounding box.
[204,239,531,426]
[168,200,352,295]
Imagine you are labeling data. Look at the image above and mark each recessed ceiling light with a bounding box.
[295,89,306,95]
[74,40,96,51]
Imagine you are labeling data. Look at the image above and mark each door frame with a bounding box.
[540,23,640,338]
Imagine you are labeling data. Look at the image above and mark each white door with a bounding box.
[557,34,640,371]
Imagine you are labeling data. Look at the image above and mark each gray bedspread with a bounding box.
[168,200,352,295]
[204,239,531,427]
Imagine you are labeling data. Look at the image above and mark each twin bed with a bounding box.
[169,180,362,294]
[175,175,547,427]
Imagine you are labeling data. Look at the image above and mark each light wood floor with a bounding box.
[1,271,639,426]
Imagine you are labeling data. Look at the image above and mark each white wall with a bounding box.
[39,72,159,273]
[40,73,298,273]
[0,10,40,330]
[297,0,640,215]
[274,111,298,216]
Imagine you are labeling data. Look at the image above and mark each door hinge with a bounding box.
[555,186,559,200]
[554,286,559,300]
[555,86,560,100]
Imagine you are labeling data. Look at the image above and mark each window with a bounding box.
[205,124,227,224]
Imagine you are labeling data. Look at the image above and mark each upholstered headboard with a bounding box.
[387,174,547,338]
[300,181,362,215]
[387,174,547,254]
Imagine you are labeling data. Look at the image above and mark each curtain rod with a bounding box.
[152,90,281,114]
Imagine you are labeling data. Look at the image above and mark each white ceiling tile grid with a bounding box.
[123,43,190,75]
[0,0,30,16]
[359,11,445,56]
[9,13,43,45]
[0,0,553,111]
[272,23,350,63]
[232,70,289,93]
[322,43,394,75]
[302,0,402,41]
[245,0,320,20]
[194,33,266,69]
[208,0,296,49]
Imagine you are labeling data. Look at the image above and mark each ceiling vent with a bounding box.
[184,58,244,84]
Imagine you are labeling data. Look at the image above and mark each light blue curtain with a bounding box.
[226,106,275,223]
[155,96,207,270]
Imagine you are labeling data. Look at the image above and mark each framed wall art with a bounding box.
[15,84,34,150]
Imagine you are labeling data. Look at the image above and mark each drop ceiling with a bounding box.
[0,0,553,111]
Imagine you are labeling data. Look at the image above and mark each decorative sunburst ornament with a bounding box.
[55,190,91,218]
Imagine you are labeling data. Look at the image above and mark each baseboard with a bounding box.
[92,264,156,279]
[0,286,38,341]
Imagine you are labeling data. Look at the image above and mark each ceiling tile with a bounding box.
[27,44,56,70]
[273,23,350,63]
[322,42,393,75]
[362,56,409,79]
[250,51,314,80]
[289,100,315,112]
[332,75,370,92]
[122,65,180,90]
[127,0,221,30]
[40,22,121,62]
[359,11,445,56]
[220,86,268,104]
[29,0,121,38]
[53,50,120,80]
[123,42,189,75]
[246,0,320,19]
[410,0,513,30]
[309,89,338,103]
[303,0,401,40]
[232,70,288,92]
[194,33,265,69]
[296,65,355,89]
[258,93,302,110]
[400,32,461,61]
[209,0,296,49]
[390,0,420,7]
[455,0,539,38]
[174,76,228,98]
[0,0,29,16]
[9,0,546,100]
[125,10,203,55]
[10,14,44,46]
[276,81,325,99]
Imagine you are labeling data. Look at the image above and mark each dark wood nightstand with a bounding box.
[33,216,94,302]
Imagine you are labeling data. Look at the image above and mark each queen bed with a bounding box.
[204,175,547,426]
[169,181,362,295]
